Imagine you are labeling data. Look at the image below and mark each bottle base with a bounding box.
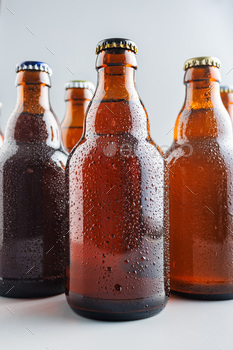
[66,291,168,321]
[0,278,65,298]
[171,286,233,301]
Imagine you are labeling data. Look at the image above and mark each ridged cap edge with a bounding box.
[65,80,95,93]
[183,56,221,71]
[96,38,138,55]
[220,85,233,93]
[16,61,52,75]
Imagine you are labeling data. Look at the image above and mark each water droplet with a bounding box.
[115,284,122,293]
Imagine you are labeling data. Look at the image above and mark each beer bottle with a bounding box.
[0,61,68,298]
[167,56,233,300]
[0,103,4,147]
[220,86,233,122]
[66,38,169,321]
[61,81,95,153]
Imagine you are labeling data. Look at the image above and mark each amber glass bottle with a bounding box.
[220,86,233,122]
[66,38,169,320]
[167,56,233,300]
[0,61,68,298]
[0,103,4,147]
[61,81,95,152]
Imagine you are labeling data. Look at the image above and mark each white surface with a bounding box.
[0,293,232,350]
[0,0,233,148]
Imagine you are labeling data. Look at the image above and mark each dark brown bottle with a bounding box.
[220,86,233,122]
[167,56,233,300]
[0,61,68,298]
[66,38,169,321]
[61,81,95,153]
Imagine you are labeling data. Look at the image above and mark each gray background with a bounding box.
[1,2,233,349]
[0,0,233,150]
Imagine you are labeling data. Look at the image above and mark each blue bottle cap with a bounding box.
[15,61,52,75]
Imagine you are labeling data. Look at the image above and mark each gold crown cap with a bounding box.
[183,56,221,70]
[96,38,138,55]
[220,85,233,93]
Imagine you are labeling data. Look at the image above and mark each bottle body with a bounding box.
[0,65,68,298]
[167,62,233,299]
[0,141,67,297]
[66,41,169,320]
[61,83,94,153]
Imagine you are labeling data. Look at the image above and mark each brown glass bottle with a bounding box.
[0,61,68,298]
[66,38,169,320]
[167,57,233,300]
[220,86,233,123]
[61,81,95,152]
[0,103,4,147]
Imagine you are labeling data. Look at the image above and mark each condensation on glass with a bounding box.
[167,57,233,300]
[66,38,169,321]
[0,61,68,298]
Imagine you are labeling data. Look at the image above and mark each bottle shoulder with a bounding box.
[166,137,233,171]
[5,109,63,149]
[174,106,232,140]
[0,141,67,170]
[67,134,164,172]
[85,99,149,137]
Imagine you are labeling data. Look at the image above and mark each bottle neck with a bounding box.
[221,91,233,122]
[174,66,232,142]
[15,84,51,113]
[63,88,92,127]
[184,80,222,109]
[221,91,233,106]
[85,50,149,138]
[5,71,62,148]
[14,70,51,113]
[95,66,138,101]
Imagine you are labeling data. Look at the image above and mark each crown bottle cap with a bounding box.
[183,56,221,71]
[95,38,138,55]
[16,61,52,75]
